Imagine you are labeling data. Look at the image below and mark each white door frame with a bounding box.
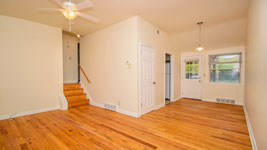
[164,52,174,103]
[181,55,203,99]
[138,43,156,116]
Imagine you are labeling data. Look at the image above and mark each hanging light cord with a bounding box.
[199,23,201,46]
[197,22,203,47]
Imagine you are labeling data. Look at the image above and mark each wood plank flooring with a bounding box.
[0,99,251,150]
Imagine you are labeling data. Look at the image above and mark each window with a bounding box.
[209,53,241,83]
[185,60,199,79]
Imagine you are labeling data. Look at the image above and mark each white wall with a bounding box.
[170,17,247,102]
[0,15,63,117]
[181,47,245,104]
[80,16,139,113]
[63,33,78,83]
[170,17,247,51]
[80,16,247,117]
[137,17,178,110]
[245,0,267,149]
[80,16,178,115]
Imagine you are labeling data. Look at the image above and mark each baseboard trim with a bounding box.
[243,105,257,150]
[117,109,140,118]
[202,98,244,106]
[90,100,140,118]
[81,81,140,118]
[154,103,165,110]
[90,100,104,108]
[173,97,180,102]
[0,106,60,120]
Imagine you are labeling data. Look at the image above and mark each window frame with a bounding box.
[206,50,244,85]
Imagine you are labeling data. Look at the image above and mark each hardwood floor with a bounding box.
[0,99,251,150]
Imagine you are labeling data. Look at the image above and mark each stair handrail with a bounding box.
[78,64,91,84]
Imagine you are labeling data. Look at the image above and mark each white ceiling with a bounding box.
[0,0,250,35]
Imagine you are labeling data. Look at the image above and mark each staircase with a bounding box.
[64,83,89,108]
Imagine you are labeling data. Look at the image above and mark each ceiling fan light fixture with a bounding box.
[62,10,77,20]
[37,0,99,32]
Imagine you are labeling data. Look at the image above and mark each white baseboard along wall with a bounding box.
[243,105,258,150]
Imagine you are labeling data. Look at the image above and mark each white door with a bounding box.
[140,44,156,115]
[181,56,202,99]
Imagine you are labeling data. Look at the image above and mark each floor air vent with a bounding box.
[216,98,235,104]
[104,103,117,111]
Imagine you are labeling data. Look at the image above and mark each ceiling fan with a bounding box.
[36,0,99,32]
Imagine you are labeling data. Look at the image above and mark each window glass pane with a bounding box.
[210,54,241,63]
[185,60,199,79]
[210,69,240,83]
[186,62,190,79]
[209,53,241,83]
[210,63,240,70]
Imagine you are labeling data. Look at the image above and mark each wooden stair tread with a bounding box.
[64,84,81,91]
[64,88,83,91]
[68,100,89,108]
[63,83,89,109]
[66,93,86,97]
[67,98,88,102]
[64,93,85,97]
[68,99,89,103]
[66,95,87,101]
[64,83,80,86]
[64,92,84,97]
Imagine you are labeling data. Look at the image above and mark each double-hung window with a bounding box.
[209,53,242,83]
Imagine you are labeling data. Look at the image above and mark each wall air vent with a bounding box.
[104,103,117,111]
[216,98,236,105]
[157,30,160,35]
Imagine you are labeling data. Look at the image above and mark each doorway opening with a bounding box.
[165,53,174,105]
[62,31,80,84]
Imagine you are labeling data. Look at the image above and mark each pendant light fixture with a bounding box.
[195,21,205,52]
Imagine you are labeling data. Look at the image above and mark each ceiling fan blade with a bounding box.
[75,0,93,11]
[77,12,99,23]
[50,0,65,8]
[36,8,63,12]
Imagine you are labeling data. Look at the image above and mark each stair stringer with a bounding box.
[60,92,68,110]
